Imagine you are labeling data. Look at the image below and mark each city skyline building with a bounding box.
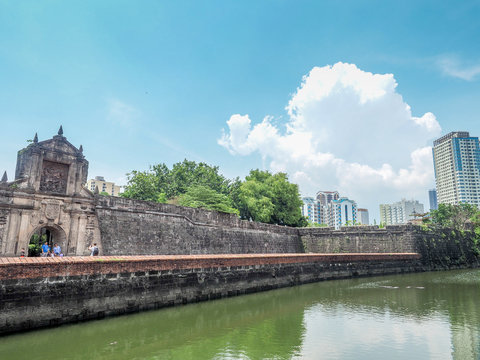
[379,199,424,225]
[85,176,122,196]
[302,191,341,225]
[301,197,322,224]
[432,131,480,206]
[327,197,357,229]
[429,189,438,211]
[357,208,369,225]
[316,191,340,206]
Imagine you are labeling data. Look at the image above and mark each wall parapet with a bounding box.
[0,253,421,280]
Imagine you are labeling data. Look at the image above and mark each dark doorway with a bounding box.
[28,225,67,257]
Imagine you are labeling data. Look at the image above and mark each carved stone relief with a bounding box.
[43,200,62,220]
[39,160,69,194]
[29,212,40,226]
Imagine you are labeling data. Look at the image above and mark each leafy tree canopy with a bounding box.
[237,170,307,227]
[122,162,307,227]
[121,170,160,202]
[122,159,233,203]
[177,185,239,215]
[429,203,480,231]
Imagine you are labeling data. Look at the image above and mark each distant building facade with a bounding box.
[380,199,424,225]
[429,189,438,211]
[327,197,357,229]
[301,197,322,224]
[316,191,340,206]
[303,191,365,228]
[357,208,369,225]
[432,131,480,206]
[302,191,341,225]
[85,176,122,196]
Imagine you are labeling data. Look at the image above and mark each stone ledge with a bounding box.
[0,253,421,280]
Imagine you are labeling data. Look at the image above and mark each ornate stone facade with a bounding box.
[0,128,101,256]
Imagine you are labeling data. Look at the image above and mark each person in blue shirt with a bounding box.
[53,243,61,257]
[41,242,50,257]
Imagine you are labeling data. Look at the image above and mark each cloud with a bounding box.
[437,56,480,81]
[106,99,140,127]
[218,62,441,219]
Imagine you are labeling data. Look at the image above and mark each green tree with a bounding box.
[177,185,239,214]
[29,233,46,257]
[168,160,231,198]
[121,170,160,202]
[122,160,234,203]
[237,170,307,227]
[430,203,479,231]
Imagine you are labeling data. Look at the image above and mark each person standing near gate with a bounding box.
[41,242,50,257]
[88,243,99,256]
[53,243,61,257]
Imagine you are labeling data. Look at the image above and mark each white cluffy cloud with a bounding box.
[218,62,441,220]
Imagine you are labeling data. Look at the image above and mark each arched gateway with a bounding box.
[0,127,101,256]
[29,224,67,254]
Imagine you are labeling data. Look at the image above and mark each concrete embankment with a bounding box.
[0,253,422,335]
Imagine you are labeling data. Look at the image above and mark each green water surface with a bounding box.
[0,269,479,360]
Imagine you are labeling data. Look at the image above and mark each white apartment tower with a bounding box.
[316,190,339,224]
[301,197,322,224]
[327,197,357,229]
[380,199,424,225]
[357,208,369,225]
[432,132,480,206]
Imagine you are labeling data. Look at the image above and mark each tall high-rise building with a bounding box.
[303,191,364,228]
[429,189,438,211]
[301,197,322,224]
[315,190,340,224]
[316,191,340,206]
[432,132,480,206]
[357,208,369,225]
[327,197,357,229]
[379,199,424,225]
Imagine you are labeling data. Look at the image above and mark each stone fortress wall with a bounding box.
[97,196,300,255]
[95,195,419,255]
[0,129,477,264]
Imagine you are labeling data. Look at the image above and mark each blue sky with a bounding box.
[1,1,479,222]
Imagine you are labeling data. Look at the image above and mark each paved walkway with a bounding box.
[0,253,421,264]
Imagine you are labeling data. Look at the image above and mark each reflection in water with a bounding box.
[0,269,478,359]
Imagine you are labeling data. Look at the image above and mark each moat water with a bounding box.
[0,269,479,360]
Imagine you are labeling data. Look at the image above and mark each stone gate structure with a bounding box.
[0,128,100,256]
